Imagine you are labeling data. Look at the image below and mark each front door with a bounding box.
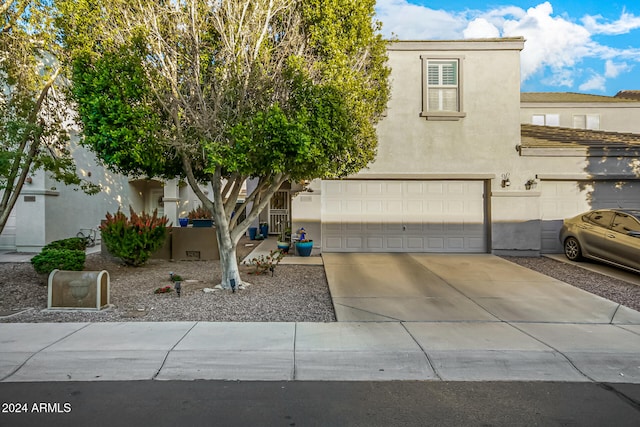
[269,190,290,236]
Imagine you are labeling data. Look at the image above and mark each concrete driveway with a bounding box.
[322,254,640,382]
[324,253,640,324]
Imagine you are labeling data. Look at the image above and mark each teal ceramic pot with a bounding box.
[296,241,313,257]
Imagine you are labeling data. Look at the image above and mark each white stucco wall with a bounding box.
[5,135,140,252]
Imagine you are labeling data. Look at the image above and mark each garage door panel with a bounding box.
[404,223,424,233]
[346,236,363,249]
[322,180,486,253]
[366,236,384,249]
[468,237,485,250]
[540,181,640,253]
[447,237,465,249]
[386,237,404,250]
[427,238,445,249]
[407,237,425,249]
[365,182,384,194]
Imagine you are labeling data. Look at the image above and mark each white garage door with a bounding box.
[321,180,486,253]
[540,180,640,253]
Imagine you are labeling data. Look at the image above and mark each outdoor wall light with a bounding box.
[525,179,537,190]
[501,173,511,188]
[25,176,32,184]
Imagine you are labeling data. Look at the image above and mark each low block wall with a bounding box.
[169,226,220,261]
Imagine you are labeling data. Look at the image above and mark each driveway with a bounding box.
[323,253,640,324]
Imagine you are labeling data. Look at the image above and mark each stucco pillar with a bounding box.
[490,191,541,256]
[162,178,180,226]
[245,178,260,234]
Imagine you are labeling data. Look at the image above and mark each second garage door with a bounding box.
[540,180,640,253]
[321,180,486,253]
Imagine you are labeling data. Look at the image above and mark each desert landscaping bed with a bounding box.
[0,237,335,323]
[1,248,639,323]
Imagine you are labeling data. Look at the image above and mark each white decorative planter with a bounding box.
[47,270,110,310]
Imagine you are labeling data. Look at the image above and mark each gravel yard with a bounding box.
[0,237,336,323]
[1,246,639,323]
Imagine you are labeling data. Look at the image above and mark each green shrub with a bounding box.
[100,207,169,266]
[42,237,87,252]
[31,249,86,275]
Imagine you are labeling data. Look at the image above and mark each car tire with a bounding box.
[564,237,583,261]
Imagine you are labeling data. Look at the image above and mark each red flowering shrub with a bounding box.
[100,207,169,266]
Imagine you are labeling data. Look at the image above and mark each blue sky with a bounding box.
[375,1,640,95]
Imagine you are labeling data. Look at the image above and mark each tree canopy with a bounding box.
[0,0,98,235]
[60,0,390,287]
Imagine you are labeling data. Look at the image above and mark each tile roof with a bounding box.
[520,92,637,103]
[615,90,640,100]
[521,124,640,148]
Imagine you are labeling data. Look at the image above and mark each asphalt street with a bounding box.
[1,381,639,426]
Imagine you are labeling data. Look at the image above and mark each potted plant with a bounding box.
[295,228,313,257]
[188,206,214,227]
[259,222,269,238]
[277,227,291,254]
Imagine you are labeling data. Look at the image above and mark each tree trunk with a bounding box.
[217,227,243,290]
[210,168,244,290]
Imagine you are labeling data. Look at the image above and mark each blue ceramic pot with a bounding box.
[296,241,313,257]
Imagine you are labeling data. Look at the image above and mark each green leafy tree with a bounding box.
[0,0,99,236]
[60,0,390,288]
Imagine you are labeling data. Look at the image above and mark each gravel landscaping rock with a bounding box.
[1,248,639,323]
[0,238,336,323]
[502,256,640,312]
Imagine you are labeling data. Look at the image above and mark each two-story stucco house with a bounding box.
[290,38,640,256]
[3,37,639,256]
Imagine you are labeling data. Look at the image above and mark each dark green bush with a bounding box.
[100,207,169,266]
[31,249,86,275]
[42,237,87,252]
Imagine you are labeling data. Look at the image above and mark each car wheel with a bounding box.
[564,237,583,261]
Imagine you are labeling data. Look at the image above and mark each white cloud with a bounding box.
[579,74,606,92]
[582,12,640,35]
[375,1,640,91]
[463,18,500,39]
[605,60,632,78]
[541,69,575,88]
[501,3,593,81]
[375,0,466,40]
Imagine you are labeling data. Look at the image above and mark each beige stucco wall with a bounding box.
[365,40,525,191]
[520,103,640,133]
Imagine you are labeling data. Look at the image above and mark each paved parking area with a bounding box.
[323,253,639,323]
[1,253,639,383]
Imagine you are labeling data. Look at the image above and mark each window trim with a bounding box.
[572,114,600,130]
[420,55,466,121]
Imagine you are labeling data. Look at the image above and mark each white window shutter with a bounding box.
[586,115,600,130]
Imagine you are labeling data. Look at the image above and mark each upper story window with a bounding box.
[532,114,559,126]
[573,114,600,130]
[421,56,465,120]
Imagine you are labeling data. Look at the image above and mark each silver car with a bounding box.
[559,209,640,274]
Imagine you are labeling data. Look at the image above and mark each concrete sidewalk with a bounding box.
[1,250,639,384]
[1,320,639,383]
